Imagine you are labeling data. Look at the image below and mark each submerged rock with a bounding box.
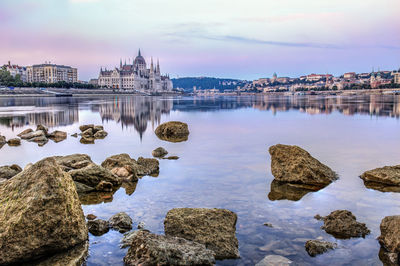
[269,144,337,187]
[0,164,22,179]
[109,212,133,233]
[268,180,322,201]
[0,157,88,265]
[361,165,400,191]
[47,130,67,142]
[123,230,215,266]
[152,147,168,158]
[7,138,21,146]
[87,219,109,236]
[378,215,400,253]
[155,121,189,142]
[255,255,292,266]
[320,210,370,239]
[305,240,337,257]
[164,208,239,260]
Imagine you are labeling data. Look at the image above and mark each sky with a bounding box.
[0,0,399,81]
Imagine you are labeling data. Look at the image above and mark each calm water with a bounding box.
[1,94,400,265]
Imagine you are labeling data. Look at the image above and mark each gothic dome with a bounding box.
[134,49,146,66]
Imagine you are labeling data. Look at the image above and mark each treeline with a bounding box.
[0,67,95,89]
[171,77,247,91]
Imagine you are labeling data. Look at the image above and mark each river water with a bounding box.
[1,94,400,265]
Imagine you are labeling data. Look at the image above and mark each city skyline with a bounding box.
[1,0,399,81]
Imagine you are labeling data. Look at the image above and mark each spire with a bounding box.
[120,59,122,68]
[138,49,141,57]
[156,58,160,74]
[150,57,154,73]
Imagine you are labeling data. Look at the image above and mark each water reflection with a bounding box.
[79,182,138,205]
[268,180,325,201]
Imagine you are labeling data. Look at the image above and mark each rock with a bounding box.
[109,212,132,233]
[123,230,215,266]
[263,223,273,227]
[152,147,168,157]
[36,124,48,135]
[79,124,94,132]
[24,163,33,171]
[255,255,292,266]
[164,208,239,260]
[379,247,399,266]
[0,135,6,145]
[155,121,190,142]
[164,156,179,160]
[268,180,322,201]
[29,135,48,143]
[54,154,93,172]
[101,153,138,181]
[93,125,104,133]
[87,219,109,236]
[0,157,88,265]
[136,157,159,176]
[378,215,400,253]
[74,182,94,194]
[68,163,121,188]
[95,180,113,192]
[86,214,97,220]
[138,221,146,230]
[20,130,45,140]
[0,164,22,179]
[269,144,337,187]
[29,241,88,266]
[361,165,400,190]
[47,130,67,142]
[305,240,337,257]
[314,214,323,220]
[71,133,78,138]
[7,138,21,146]
[94,130,108,139]
[17,128,33,137]
[81,128,94,137]
[78,190,116,205]
[80,136,95,144]
[320,210,370,239]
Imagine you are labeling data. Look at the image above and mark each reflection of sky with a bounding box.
[0,0,399,80]
[0,95,400,264]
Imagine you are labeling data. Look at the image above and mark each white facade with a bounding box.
[98,50,173,93]
[26,64,78,83]
[5,62,27,82]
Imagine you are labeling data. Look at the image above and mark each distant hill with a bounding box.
[171,77,248,92]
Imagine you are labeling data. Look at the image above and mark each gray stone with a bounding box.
[255,255,292,266]
[109,212,132,233]
[152,147,168,157]
[378,215,400,253]
[0,164,22,179]
[320,210,370,239]
[155,121,189,142]
[87,219,109,236]
[305,240,337,256]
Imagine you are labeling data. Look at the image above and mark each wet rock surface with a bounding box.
[87,219,110,236]
[155,121,189,142]
[320,210,370,239]
[255,255,292,266]
[136,157,160,176]
[152,147,168,157]
[0,157,88,265]
[269,144,337,187]
[109,212,133,233]
[47,130,67,142]
[378,215,400,253]
[17,128,33,137]
[164,208,239,260]
[361,165,400,190]
[123,230,215,266]
[379,247,399,266]
[0,164,22,179]
[305,240,337,257]
[69,163,121,188]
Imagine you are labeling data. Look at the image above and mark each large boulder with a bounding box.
[378,215,400,253]
[155,121,189,142]
[269,144,337,187]
[319,210,370,239]
[0,157,88,264]
[305,240,337,257]
[164,208,239,260]
[361,165,400,191]
[0,164,22,179]
[123,230,215,266]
